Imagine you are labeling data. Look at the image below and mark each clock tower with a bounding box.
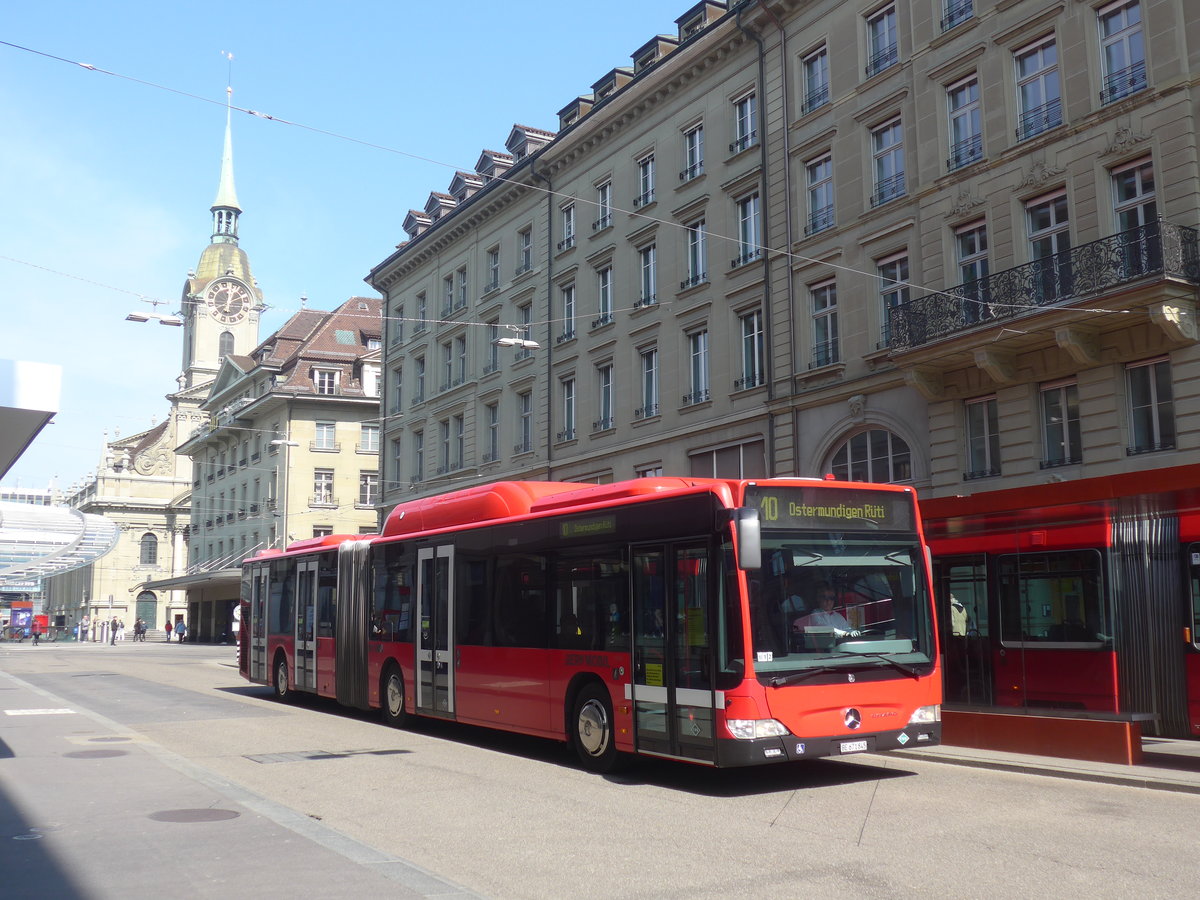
[179,99,263,390]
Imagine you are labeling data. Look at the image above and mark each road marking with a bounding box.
[4,708,76,716]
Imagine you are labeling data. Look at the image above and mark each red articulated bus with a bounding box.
[240,476,942,770]
[923,463,1200,738]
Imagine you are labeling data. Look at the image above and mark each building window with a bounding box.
[313,526,333,539]
[359,423,379,453]
[558,284,576,343]
[438,419,451,472]
[947,75,982,171]
[442,274,454,315]
[802,45,830,114]
[956,220,991,323]
[596,364,614,431]
[517,227,533,274]
[516,304,533,360]
[412,431,424,483]
[416,292,427,331]
[484,321,500,374]
[456,267,468,308]
[391,304,404,345]
[638,244,657,306]
[877,254,909,348]
[595,267,614,327]
[413,355,426,403]
[1112,157,1158,276]
[359,471,379,506]
[558,204,576,251]
[453,415,464,469]
[484,402,500,462]
[684,220,707,288]
[870,118,905,206]
[732,193,762,268]
[139,532,158,566]
[391,437,402,486]
[831,429,912,482]
[1041,380,1082,468]
[738,309,765,390]
[440,341,453,391]
[732,91,757,153]
[865,5,899,77]
[1126,357,1175,454]
[1015,36,1062,140]
[594,180,613,231]
[688,440,767,479]
[559,378,576,442]
[637,348,659,419]
[486,246,500,292]
[965,396,1000,478]
[516,391,533,453]
[941,0,973,32]
[313,469,334,505]
[682,123,704,181]
[635,154,655,208]
[1099,1,1145,104]
[637,465,664,478]
[314,421,337,450]
[686,330,710,405]
[810,281,839,368]
[805,154,834,235]
[314,369,339,395]
[218,331,234,359]
[1027,191,1072,302]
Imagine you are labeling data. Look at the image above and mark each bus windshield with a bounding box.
[746,532,934,679]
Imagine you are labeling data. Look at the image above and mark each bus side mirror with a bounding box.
[733,508,761,570]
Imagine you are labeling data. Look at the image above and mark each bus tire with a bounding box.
[273,655,292,702]
[381,664,409,728]
[571,682,618,773]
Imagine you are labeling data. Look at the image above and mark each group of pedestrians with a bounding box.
[67,615,187,644]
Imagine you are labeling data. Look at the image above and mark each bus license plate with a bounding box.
[839,740,868,754]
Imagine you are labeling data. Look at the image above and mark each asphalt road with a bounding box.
[2,641,1198,898]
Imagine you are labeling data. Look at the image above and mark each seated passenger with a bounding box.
[794,583,860,639]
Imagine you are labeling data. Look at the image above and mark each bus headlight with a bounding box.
[726,718,790,740]
[908,705,941,725]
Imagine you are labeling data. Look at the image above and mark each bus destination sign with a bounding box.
[745,486,915,532]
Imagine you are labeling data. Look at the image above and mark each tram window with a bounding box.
[943,560,987,637]
[493,554,549,648]
[317,552,337,638]
[997,550,1107,645]
[1189,543,1200,648]
[372,542,413,642]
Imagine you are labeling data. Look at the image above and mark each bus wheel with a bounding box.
[382,665,408,728]
[571,683,618,772]
[274,656,291,702]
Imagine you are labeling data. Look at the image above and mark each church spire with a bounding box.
[211,86,241,244]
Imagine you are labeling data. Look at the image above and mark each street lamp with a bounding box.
[495,324,539,350]
[269,438,299,548]
[125,297,182,326]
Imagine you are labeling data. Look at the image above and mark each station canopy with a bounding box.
[0,502,119,590]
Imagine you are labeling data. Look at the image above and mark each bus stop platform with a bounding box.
[890,734,1200,795]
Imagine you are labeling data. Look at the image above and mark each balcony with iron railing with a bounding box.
[870,173,905,208]
[940,0,973,32]
[865,43,898,78]
[801,84,829,115]
[887,222,1200,352]
[1016,97,1062,141]
[806,205,834,236]
[947,133,982,172]
[1100,59,1147,105]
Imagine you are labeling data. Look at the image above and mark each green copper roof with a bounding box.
[211,108,241,211]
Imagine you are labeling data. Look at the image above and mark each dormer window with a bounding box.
[314,369,339,395]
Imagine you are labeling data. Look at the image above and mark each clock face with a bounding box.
[205,279,252,324]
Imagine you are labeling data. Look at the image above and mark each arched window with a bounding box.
[139,532,158,566]
[830,429,912,483]
[219,330,235,359]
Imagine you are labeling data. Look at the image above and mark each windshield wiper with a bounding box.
[852,652,921,679]
[768,665,843,687]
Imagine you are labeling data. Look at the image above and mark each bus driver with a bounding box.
[794,583,860,639]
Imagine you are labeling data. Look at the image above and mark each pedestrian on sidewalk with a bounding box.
[31,624,40,646]
[174,620,187,644]
[165,622,172,642]
[110,616,119,646]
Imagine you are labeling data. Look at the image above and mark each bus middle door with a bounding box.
[294,557,317,691]
[631,542,717,765]
[249,564,268,683]
[416,544,455,716]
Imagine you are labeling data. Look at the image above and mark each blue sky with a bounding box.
[0,0,692,490]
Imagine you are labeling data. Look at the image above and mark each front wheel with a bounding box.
[571,683,619,772]
[274,657,291,702]
[381,665,409,728]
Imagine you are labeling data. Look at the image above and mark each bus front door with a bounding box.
[631,542,717,764]
[416,545,455,716]
[294,558,317,691]
[249,565,268,683]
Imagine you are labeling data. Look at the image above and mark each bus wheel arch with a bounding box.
[380,661,409,728]
[567,677,620,773]
[273,651,291,702]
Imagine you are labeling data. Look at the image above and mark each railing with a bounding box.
[809,340,840,369]
[680,162,704,182]
[731,248,762,269]
[556,329,576,344]
[940,0,973,32]
[801,85,829,115]
[557,235,576,251]
[591,312,614,329]
[556,428,576,442]
[592,213,613,232]
[871,173,905,207]
[729,131,757,154]
[947,133,982,171]
[865,43,898,78]
[680,273,708,290]
[634,403,659,420]
[887,222,1200,351]
[1100,60,1147,105]
[734,373,763,390]
[682,389,710,406]
[806,206,834,236]
[593,416,615,432]
[1016,97,1062,141]
[633,190,655,208]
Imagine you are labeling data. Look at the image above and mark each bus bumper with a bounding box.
[716,723,942,767]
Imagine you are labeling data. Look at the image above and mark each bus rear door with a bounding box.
[631,542,717,764]
[417,544,455,716]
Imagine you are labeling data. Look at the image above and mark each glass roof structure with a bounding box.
[0,501,119,591]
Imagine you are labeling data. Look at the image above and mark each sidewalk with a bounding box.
[891,735,1200,794]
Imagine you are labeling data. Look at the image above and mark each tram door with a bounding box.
[294,557,318,691]
[935,556,993,706]
[249,564,268,683]
[416,545,455,716]
[631,542,717,764]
